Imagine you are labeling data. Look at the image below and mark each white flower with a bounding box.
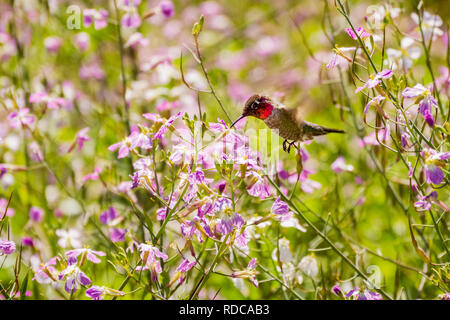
[298,255,319,278]
[411,11,443,41]
[386,37,421,71]
[272,238,293,263]
[55,229,82,248]
[366,4,401,29]
[280,216,307,232]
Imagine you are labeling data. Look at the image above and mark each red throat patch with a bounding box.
[257,102,273,120]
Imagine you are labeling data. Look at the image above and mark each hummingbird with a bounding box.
[230,94,345,153]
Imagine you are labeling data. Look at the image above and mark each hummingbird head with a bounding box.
[230,94,274,128]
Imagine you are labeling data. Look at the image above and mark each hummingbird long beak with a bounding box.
[230,115,246,128]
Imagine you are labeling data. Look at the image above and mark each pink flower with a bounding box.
[355,69,393,93]
[75,32,90,51]
[169,258,196,287]
[29,92,68,109]
[124,32,149,48]
[83,9,108,30]
[79,61,105,80]
[232,258,259,287]
[152,111,183,141]
[75,127,90,150]
[345,27,371,40]
[82,167,103,182]
[299,174,322,194]
[136,243,168,282]
[122,12,141,28]
[8,108,35,128]
[32,256,60,284]
[44,36,62,53]
[28,141,44,162]
[326,47,355,70]
[331,156,354,173]
[109,130,151,159]
[0,198,15,217]
[364,95,385,114]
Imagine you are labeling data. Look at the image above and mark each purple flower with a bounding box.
[22,237,34,247]
[271,197,293,221]
[66,248,106,265]
[86,285,125,300]
[58,256,91,294]
[86,286,104,300]
[402,84,438,126]
[100,206,118,225]
[160,1,174,18]
[332,285,342,295]
[401,130,411,149]
[414,191,438,211]
[156,207,168,221]
[439,293,450,300]
[29,206,44,223]
[0,239,16,255]
[422,148,450,185]
[246,171,271,199]
[110,228,127,242]
[344,286,382,300]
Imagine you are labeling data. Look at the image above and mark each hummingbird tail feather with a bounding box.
[303,122,345,136]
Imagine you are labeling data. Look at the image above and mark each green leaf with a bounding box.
[20,272,29,300]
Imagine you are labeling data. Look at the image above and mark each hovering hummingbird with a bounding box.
[230,94,345,153]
